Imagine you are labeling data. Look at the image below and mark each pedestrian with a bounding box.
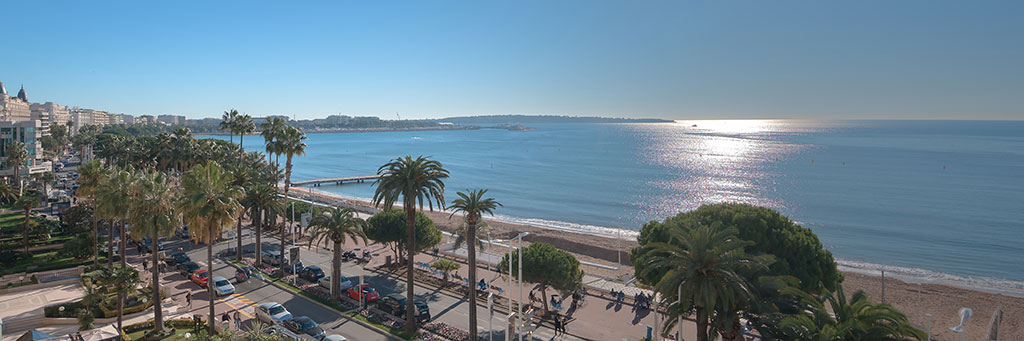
[143,260,148,271]
[559,316,567,334]
[553,315,562,336]
[222,311,231,323]
[186,290,192,308]
[233,310,242,330]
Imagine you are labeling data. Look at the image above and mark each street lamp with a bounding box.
[507,232,529,341]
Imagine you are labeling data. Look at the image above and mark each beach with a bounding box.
[293,187,1021,340]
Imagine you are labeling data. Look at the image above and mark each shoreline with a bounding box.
[194,125,479,136]
[290,186,1022,339]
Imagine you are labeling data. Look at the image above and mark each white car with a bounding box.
[323,335,349,341]
[318,276,353,292]
[212,276,235,297]
[256,302,293,325]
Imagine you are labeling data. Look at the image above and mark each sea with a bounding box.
[212,120,1024,296]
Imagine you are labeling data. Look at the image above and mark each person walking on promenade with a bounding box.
[554,315,562,336]
[234,310,242,330]
[142,259,148,271]
[185,290,192,309]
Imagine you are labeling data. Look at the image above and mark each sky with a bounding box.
[1,1,1022,120]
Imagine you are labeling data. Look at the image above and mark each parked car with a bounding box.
[281,316,325,340]
[236,265,261,283]
[376,294,431,323]
[318,276,353,291]
[163,251,189,265]
[177,261,200,276]
[191,269,211,287]
[298,265,326,282]
[261,251,282,265]
[322,335,348,341]
[346,284,380,303]
[255,302,293,325]
[264,325,302,340]
[212,276,235,296]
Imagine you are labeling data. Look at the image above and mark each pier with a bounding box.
[292,175,382,187]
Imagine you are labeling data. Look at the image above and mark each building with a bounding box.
[0,120,51,177]
[157,114,185,125]
[137,115,156,124]
[31,101,72,136]
[0,81,32,121]
[71,108,110,133]
[120,114,135,124]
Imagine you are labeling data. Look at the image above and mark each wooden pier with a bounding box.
[292,175,382,187]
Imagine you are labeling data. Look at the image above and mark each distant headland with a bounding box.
[436,114,673,124]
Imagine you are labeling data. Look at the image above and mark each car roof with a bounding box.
[293,316,313,322]
[307,265,322,270]
[212,276,228,281]
[259,302,281,308]
[194,268,208,273]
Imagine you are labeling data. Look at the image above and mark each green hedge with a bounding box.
[122,317,204,333]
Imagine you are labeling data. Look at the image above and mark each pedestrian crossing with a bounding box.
[217,293,256,318]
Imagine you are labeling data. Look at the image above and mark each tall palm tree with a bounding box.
[96,168,134,267]
[229,168,251,261]
[179,161,244,336]
[777,285,925,340]
[14,195,39,253]
[220,109,239,144]
[77,161,110,267]
[235,114,255,153]
[39,171,56,199]
[277,126,306,273]
[447,189,501,340]
[99,264,140,332]
[308,207,367,303]
[128,170,180,334]
[6,141,29,192]
[640,224,771,341]
[260,117,286,167]
[242,180,281,267]
[0,182,17,204]
[372,155,449,334]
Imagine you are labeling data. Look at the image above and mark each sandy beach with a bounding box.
[291,187,1020,340]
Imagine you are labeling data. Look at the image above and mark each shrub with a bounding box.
[58,233,93,259]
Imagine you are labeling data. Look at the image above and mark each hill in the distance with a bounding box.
[436,115,672,124]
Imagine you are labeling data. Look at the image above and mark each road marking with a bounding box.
[217,294,255,319]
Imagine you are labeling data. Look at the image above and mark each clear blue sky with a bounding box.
[2,1,1022,120]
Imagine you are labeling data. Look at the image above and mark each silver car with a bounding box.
[318,276,353,291]
[255,302,293,325]
[323,335,348,341]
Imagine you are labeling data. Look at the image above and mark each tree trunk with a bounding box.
[254,208,262,267]
[541,283,549,313]
[93,215,99,267]
[117,290,124,332]
[22,206,30,253]
[281,154,292,275]
[696,307,709,341]
[119,219,127,267]
[152,223,164,332]
[107,220,114,267]
[332,240,341,303]
[404,207,417,335]
[208,220,216,336]
[14,165,20,194]
[467,219,479,340]
[236,215,243,261]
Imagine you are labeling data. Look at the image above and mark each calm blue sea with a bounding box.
[213,120,1024,294]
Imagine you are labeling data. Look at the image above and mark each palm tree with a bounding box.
[260,117,286,167]
[277,126,306,273]
[372,155,449,334]
[640,224,771,341]
[308,207,367,303]
[6,141,29,192]
[179,161,244,336]
[777,285,925,340]
[128,170,180,334]
[230,168,250,261]
[242,180,281,267]
[431,258,460,282]
[220,109,239,144]
[77,161,110,267]
[99,264,140,332]
[96,168,134,267]
[447,189,501,340]
[39,171,56,199]
[234,114,255,153]
[0,182,17,204]
[14,195,39,253]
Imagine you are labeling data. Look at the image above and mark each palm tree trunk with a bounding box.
[279,218,286,275]
[467,220,479,340]
[541,283,549,313]
[93,215,99,267]
[404,207,417,335]
[282,154,293,275]
[332,240,341,303]
[236,215,243,261]
[119,219,126,267]
[22,206,30,253]
[696,307,709,341]
[14,165,20,194]
[255,208,262,267]
[208,220,216,336]
[152,224,164,332]
[107,220,114,267]
[117,291,124,332]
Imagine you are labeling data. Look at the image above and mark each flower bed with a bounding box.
[423,321,475,341]
[359,307,405,331]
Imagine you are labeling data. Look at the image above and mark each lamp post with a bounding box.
[507,232,529,341]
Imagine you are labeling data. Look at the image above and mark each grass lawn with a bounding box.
[126,327,196,341]
[0,250,100,276]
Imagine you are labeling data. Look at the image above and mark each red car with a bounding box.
[191,269,211,287]
[346,284,380,303]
